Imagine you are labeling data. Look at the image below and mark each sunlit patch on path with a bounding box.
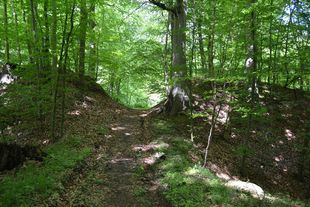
[57,109,170,207]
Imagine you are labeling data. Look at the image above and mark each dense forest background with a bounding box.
[1,0,309,135]
[1,0,309,106]
[0,0,309,206]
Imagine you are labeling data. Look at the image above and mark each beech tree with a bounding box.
[149,0,189,115]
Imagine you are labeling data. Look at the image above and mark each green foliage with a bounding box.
[132,186,147,197]
[234,144,255,158]
[153,135,304,207]
[96,125,109,136]
[0,135,91,207]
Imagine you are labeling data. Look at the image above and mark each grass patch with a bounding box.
[96,125,109,136]
[132,186,147,197]
[155,136,305,207]
[0,135,91,207]
[152,118,175,134]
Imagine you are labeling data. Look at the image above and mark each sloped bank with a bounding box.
[149,116,306,207]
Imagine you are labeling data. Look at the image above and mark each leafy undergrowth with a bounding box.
[151,118,306,207]
[0,135,91,207]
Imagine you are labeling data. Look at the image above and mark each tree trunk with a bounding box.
[60,1,76,138]
[246,0,258,101]
[12,0,22,64]
[283,4,295,87]
[29,0,44,130]
[43,0,50,70]
[3,0,10,62]
[150,0,189,115]
[79,0,88,82]
[21,0,34,63]
[207,0,216,78]
[197,0,206,73]
[267,0,273,86]
[89,2,97,79]
[51,0,57,71]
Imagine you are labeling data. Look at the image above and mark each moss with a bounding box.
[153,137,304,207]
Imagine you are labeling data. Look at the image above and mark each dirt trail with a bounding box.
[57,108,170,207]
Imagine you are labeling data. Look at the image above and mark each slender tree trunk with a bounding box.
[207,0,216,78]
[51,0,70,139]
[29,0,44,131]
[89,2,97,78]
[51,0,57,71]
[248,1,258,101]
[3,0,10,62]
[21,0,34,63]
[241,0,258,177]
[267,0,273,85]
[203,84,223,166]
[60,1,76,138]
[196,0,206,74]
[283,4,295,87]
[43,0,50,70]
[79,0,88,82]
[189,8,197,141]
[12,0,22,64]
[197,20,206,74]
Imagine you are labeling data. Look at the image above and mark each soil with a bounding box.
[186,82,310,201]
[54,82,309,205]
[54,99,171,207]
[2,79,309,205]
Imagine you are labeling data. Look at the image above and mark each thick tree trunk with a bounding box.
[150,0,189,115]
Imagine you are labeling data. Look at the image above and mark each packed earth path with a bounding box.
[56,106,171,207]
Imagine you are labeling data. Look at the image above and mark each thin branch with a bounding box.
[124,2,148,19]
[149,0,175,14]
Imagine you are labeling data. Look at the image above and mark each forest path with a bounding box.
[57,108,170,207]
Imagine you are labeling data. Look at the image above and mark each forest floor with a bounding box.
[52,80,309,207]
[53,97,171,206]
[187,82,310,201]
[0,79,309,207]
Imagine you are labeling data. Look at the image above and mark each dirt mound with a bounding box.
[182,81,310,200]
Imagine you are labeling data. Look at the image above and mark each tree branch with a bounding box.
[149,0,175,14]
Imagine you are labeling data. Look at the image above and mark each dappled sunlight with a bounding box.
[148,179,161,192]
[217,104,231,124]
[206,162,236,181]
[142,152,165,166]
[111,125,126,131]
[132,142,169,152]
[274,155,284,162]
[139,113,148,118]
[68,110,82,116]
[284,129,296,141]
[110,158,134,164]
[42,139,50,145]
[96,153,104,160]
